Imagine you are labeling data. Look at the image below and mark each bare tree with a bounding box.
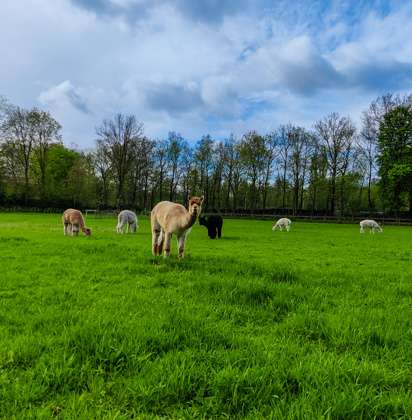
[180,143,194,203]
[29,109,62,205]
[210,141,225,211]
[221,135,237,212]
[166,131,187,202]
[128,136,156,209]
[219,136,245,212]
[3,107,34,205]
[262,132,278,213]
[92,144,113,206]
[0,95,12,133]
[287,125,316,215]
[276,124,293,212]
[239,131,270,213]
[154,139,168,203]
[194,134,214,208]
[307,142,327,213]
[95,114,144,209]
[314,113,357,215]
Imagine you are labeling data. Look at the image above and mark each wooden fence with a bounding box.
[217,213,412,226]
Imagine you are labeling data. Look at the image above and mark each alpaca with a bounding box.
[199,214,223,239]
[272,218,291,232]
[360,219,383,234]
[117,210,138,234]
[151,195,203,259]
[62,209,92,237]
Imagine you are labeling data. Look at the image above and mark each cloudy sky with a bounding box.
[1,0,412,148]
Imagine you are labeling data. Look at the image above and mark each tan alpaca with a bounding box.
[62,209,92,237]
[151,195,203,259]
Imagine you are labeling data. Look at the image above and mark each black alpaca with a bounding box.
[199,214,223,239]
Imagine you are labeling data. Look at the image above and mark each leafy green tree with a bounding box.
[377,106,412,214]
[361,93,412,215]
[46,144,79,206]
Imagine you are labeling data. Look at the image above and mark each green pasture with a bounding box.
[0,213,411,419]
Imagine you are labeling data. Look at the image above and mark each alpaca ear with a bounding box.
[188,195,192,201]
[200,196,204,202]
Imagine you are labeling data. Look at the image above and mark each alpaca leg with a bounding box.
[279,225,283,231]
[371,227,374,234]
[64,223,68,236]
[286,225,290,232]
[157,230,165,255]
[132,222,137,233]
[117,222,122,234]
[126,222,130,234]
[177,235,187,259]
[152,227,161,255]
[163,232,172,258]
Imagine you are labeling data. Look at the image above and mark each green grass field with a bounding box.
[1,213,411,419]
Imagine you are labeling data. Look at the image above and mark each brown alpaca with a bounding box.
[62,209,92,237]
[151,195,203,259]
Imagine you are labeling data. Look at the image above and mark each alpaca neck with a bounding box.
[182,212,198,229]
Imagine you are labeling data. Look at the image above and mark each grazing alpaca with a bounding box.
[62,209,92,237]
[272,218,291,232]
[117,210,138,234]
[360,219,383,234]
[199,214,223,239]
[151,195,203,259]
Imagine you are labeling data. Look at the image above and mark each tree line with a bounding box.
[0,92,411,216]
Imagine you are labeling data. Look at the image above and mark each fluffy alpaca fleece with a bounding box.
[62,209,91,237]
[151,195,203,259]
[360,219,383,234]
[199,214,223,239]
[272,218,292,232]
[117,210,138,234]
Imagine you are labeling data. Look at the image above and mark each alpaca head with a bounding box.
[188,195,203,216]
[199,216,207,226]
[84,227,92,237]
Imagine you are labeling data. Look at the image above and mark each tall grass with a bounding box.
[0,213,411,419]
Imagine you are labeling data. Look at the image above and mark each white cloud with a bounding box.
[38,81,94,115]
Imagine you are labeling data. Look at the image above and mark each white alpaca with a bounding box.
[360,219,383,234]
[272,218,291,232]
[151,195,203,259]
[62,209,92,237]
[117,210,138,234]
